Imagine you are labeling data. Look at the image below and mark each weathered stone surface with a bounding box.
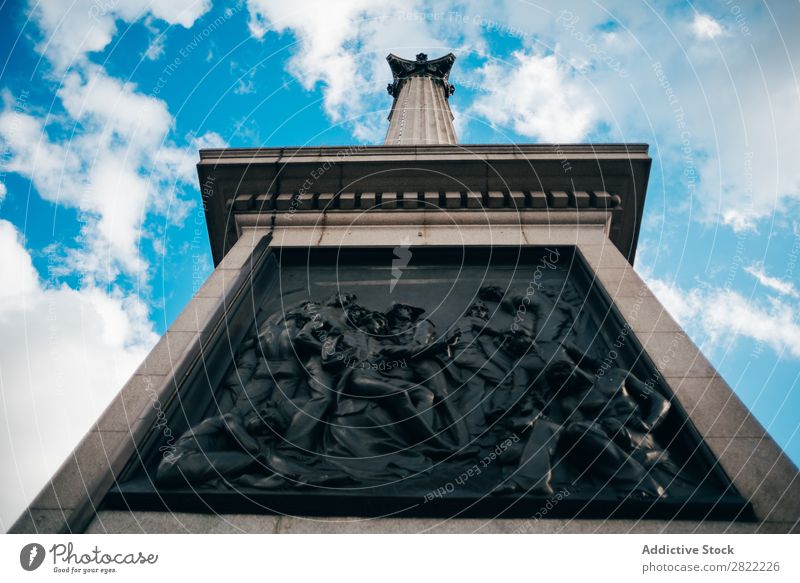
[339,192,355,209]
[487,191,505,208]
[578,243,632,269]
[31,510,800,534]
[705,436,800,523]
[591,190,614,208]
[194,269,233,299]
[666,376,767,439]
[232,193,253,211]
[9,509,69,534]
[96,375,167,433]
[593,267,653,298]
[616,296,683,333]
[754,522,800,534]
[444,191,461,208]
[86,511,281,534]
[266,224,611,249]
[135,331,198,376]
[317,192,336,210]
[168,297,223,333]
[218,244,258,270]
[641,332,717,378]
[400,192,418,209]
[295,193,314,210]
[360,192,377,209]
[380,192,397,209]
[253,193,273,211]
[423,191,440,207]
[33,431,127,511]
[549,190,569,208]
[275,193,294,210]
[529,191,547,208]
[275,517,776,534]
[233,229,270,247]
[508,191,526,209]
[572,190,591,208]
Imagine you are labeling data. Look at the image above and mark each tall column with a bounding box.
[385,53,457,145]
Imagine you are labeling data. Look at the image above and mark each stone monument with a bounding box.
[11,53,799,534]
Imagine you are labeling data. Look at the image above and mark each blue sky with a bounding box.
[1,0,798,528]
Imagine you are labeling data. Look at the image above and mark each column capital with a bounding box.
[386,52,456,99]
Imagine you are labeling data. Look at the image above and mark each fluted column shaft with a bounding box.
[385,76,457,145]
[384,52,458,145]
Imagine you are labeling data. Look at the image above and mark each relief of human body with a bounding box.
[157,285,688,501]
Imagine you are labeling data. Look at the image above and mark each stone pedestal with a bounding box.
[10,54,798,535]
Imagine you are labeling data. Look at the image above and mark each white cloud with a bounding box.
[0,67,223,283]
[229,61,257,96]
[142,17,167,61]
[0,182,6,203]
[0,220,40,303]
[144,38,166,61]
[59,66,173,148]
[146,0,213,29]
[0,109,80,201]
[695,71,800,231]
[243,2,598,143]
[745,264,800,298]
[460,2,800,229]
[470,50,598,142]
[691,13,725,40]
[673,9,800,229]
[0,220,157,530]
[648,277,800,359]
[0,2,227,530]
[28,0,212,71]
[247,0,386,138]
